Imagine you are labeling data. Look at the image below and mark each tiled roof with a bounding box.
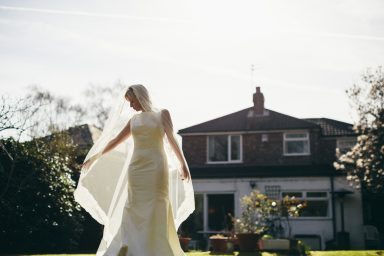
[67,124,101,147]
[189,164,340,178]
[303,118,355,136]
[179,107,319,134]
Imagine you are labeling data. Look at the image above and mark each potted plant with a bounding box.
[233,190,273,252]
[178,233,191,252]
[232,190,306,252]
[209,234,228,253]
[261,195,306,251]
[258,234,290,250]
[281,195,306,239]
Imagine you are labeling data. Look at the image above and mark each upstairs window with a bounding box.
[208,135,242,163]
[284,132,310,155]
[337,138,357,155]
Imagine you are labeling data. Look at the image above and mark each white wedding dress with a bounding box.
[98,111,186,256]
[75,112,194,256]
[74,84,194,256]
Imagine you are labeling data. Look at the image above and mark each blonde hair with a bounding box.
[125,84,153,112]
[125,86,136,99]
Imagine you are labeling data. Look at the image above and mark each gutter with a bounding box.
[330,175,337,242]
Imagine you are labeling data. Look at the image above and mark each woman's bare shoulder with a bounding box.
[160,108,169,113]
[160,108,171,117]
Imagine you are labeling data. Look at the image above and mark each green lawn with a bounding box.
[22,252,384,256]
[311,251,384,256]
[186,251,384,256]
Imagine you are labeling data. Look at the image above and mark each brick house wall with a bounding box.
[182,135,207,165]
[182,130,339,166]
[317,138,338,164]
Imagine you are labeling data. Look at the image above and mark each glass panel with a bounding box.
[207,194,234,231]
[338,140,356,148]
[307,192,327,198]
[337,139,356,154]
[282,192,303,198]
[300,200,328,217]
[286,141,309,154]
[265,185,281,199]
[209,135,228,161]
[179,194,204,238]
[230,135,240,161]
[285,133,307,139]
[262,134,269,142]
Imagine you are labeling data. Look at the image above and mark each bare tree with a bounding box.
[0,93,43,140]
[1,80,125,141]
[81,80,125,129]
[23,85,86,139]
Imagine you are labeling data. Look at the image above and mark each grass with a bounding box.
[186,251,384,256]
[311,252,384,256]
[18,252,384,256]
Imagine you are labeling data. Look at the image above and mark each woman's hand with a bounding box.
[81,158,95,171]
[180,164,191,182]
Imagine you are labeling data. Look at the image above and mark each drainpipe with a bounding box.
[330,175,336,242]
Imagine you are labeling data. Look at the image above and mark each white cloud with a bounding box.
[0,5,191,24]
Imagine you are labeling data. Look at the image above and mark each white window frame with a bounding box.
[281,191,330,219]
[283,132,310,156]
[207,134,243,164]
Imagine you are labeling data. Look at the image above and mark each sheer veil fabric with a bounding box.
[74,84,195,254]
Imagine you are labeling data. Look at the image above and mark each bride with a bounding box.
[74,84,195,256]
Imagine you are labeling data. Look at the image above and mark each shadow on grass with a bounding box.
[207,250,306,256]
[187,251,270,256]
[209,253,262,256]
[205,253,256,256]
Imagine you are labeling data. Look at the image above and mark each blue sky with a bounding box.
[0,0,383,130]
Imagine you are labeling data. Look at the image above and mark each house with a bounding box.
[178,87,363,250]
[66,124,102,149]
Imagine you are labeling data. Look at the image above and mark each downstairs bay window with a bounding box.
[281,191,329,217]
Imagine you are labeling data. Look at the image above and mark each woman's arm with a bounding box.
[81,119,132,170]
[100,119,132,155]
[161,109,191,182]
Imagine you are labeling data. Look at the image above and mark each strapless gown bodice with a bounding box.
[131,112,164,150]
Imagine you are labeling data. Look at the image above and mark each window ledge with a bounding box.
[289,217,332,220]
[206,161,243,164]
[283,153,311,156]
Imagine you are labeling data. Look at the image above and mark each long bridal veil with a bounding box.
[74,84,195,253]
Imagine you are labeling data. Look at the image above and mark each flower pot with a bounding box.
[210,238,228,253]
[236,233,262,252]
[258,238,290,250]
[231,236,240,251]
[179,237,191,252]
[289,238,299,250]
[226,237,236,253]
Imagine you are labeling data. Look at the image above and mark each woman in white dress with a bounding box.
[74,84,195,256]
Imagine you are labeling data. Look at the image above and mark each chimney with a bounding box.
[253,86,265,115]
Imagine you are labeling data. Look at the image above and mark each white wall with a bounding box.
[333,176,364,249]
[192,175,364,249]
